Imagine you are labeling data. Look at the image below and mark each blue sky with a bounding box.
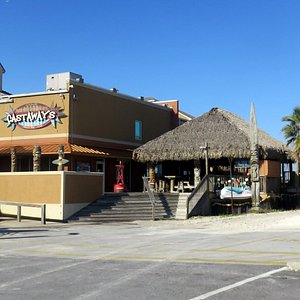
[1,0,299,142]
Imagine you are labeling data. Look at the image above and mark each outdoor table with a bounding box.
[164,175,176,192]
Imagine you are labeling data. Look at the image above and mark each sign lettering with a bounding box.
[2,103,66,130]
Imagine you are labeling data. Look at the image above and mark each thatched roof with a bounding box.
[133,107,291,163]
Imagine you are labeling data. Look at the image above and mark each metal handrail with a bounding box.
[0,201,46,224]
[142,177,156,220]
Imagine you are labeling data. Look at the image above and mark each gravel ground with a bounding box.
[136,209,300,233]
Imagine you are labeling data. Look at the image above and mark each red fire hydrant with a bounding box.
[114,162,127,192]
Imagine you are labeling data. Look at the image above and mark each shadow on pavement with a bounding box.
[0,228,50,239]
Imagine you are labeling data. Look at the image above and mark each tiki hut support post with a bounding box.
[204,142,209,175]
[10,147,16,172]
[33,145,41,172]
[194,143,209,185]
[250,103,260,209]
[281,162,285,186]
[228,157,234,214]
[148,163,156,191]
[194,160,201,186]
[294,161,300,193]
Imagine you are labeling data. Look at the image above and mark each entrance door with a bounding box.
[96,159,105,192]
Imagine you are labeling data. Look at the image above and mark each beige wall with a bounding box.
[70,84,174,146]
[0,92,69,146]
[0,85,175,149]
[0,171,104,220]
[64,172,104,204]
[0,172,61,203]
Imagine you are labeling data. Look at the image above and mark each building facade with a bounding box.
[0,71,180,191]
[0,70,180,220]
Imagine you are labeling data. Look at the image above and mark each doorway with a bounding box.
[96,158,105,192]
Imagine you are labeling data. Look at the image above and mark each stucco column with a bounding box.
[10,147,16,172]
[33,145,41,172]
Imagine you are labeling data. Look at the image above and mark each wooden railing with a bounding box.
[142,177,156,221]
[0,201,46,224]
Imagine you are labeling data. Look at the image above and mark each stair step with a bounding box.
[71,214,175,221]
[68,192,180,223]
[77,212,172,217]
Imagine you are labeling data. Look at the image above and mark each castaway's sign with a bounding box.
[2,103,66,130]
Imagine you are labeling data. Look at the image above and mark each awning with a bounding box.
[70,144,109,156]
[0,144,110,156]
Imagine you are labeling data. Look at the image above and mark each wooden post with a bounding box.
[149,163,156,191]
[41,204,46,225]
[33,145,41,172]
[296,157,300,193]
[228,157,234,214]
[17,205,21,222]
[57,145,64,171]
[250,103,260,210]
[204,142,209,176]
[193,160,201,186]
[10,147,16,172]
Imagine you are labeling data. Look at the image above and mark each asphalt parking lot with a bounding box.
[0,216,300,300]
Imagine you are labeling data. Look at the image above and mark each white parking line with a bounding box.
[189,266,288,300]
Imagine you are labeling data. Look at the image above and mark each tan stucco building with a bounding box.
[0,70,180,220]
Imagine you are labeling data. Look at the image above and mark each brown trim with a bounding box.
[70,136,139,151]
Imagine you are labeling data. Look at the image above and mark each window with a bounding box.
[135,120,142,140]
[76,161,91,172]
[96,159,105,173]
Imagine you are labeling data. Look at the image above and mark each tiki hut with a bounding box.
[133,108,293,195]
[133,107,289,162]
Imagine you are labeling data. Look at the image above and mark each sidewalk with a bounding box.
[1,209,300,231]
[0,216,65,228]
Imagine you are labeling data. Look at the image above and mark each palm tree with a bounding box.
[282,106,300,148]
[282,106,300,189]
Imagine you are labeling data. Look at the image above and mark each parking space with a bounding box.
[1,216,300,299]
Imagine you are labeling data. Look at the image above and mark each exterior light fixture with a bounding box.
[72,93,78,101]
